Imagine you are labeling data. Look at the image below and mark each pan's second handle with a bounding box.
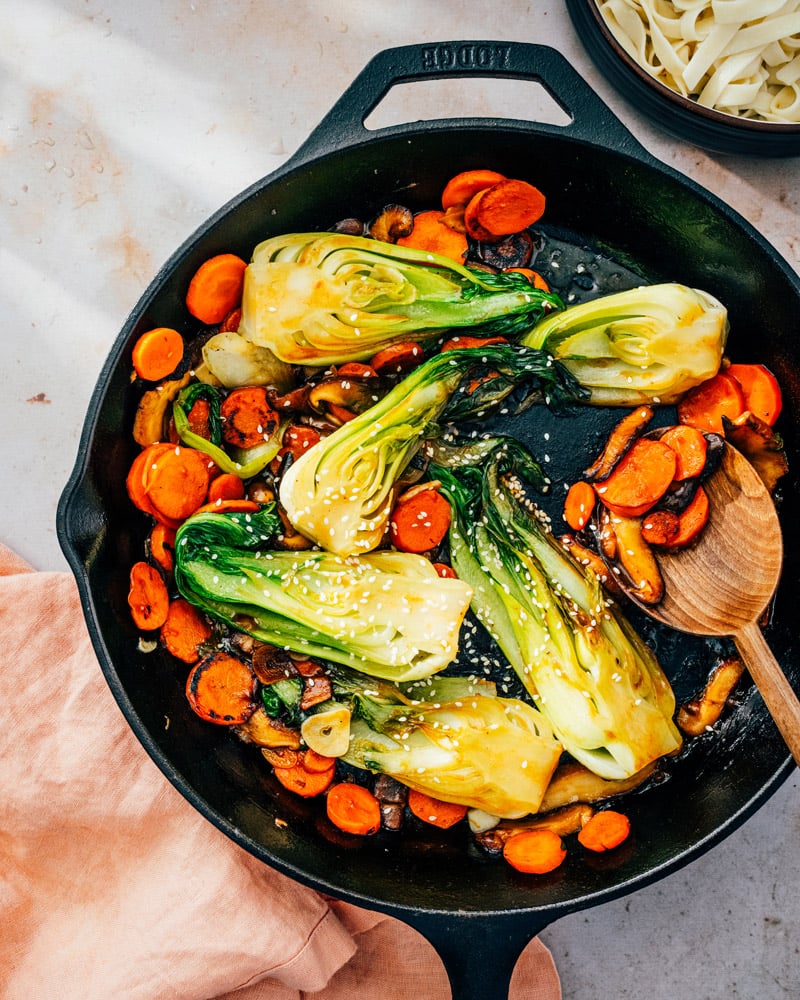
[290,40,648,165]
[403,910,553,1000]
[735,621,800,767]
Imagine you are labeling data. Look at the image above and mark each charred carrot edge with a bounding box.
[220,386,279,450]
[369,341,425,377]
[272,752,336,797]
[128,560,170,631]
[185,651,257,725]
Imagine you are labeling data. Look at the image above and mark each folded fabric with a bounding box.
[0,543,561,999]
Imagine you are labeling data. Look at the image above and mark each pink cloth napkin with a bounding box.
[0,543,561,999]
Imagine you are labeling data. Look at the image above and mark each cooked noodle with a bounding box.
[596,0,800,123]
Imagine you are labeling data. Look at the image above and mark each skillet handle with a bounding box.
[400,910,553,1000]
[290,40,648,164]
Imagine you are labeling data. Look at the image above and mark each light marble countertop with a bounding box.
[2,2,798,996]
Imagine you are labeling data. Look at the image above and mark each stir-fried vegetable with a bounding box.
[279,343,583,556]
[521,283,728,405]
[237,232,563,365]
[433,438,683,780]
[173,506,473,682]
[327,666,563,819]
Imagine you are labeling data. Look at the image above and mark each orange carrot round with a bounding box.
[369,341,425,377]
[302,749,339,774]
[128,561,170,631]
[463,188,495,241]
[563,480,596,532]
[432,562,457,579]
[126,444,178,524]
[132,327,185,382]
[185,651,257,725]
[396,209,468,263]
[148,522,177,573]
[160,597,213,663]
[595,438,677,518]
[185,253,248,325]
[502,829,567,874]
[207,472,247,504]
[441,168,507,209]
[192,498,261,516]
[220,386,279,450]
[726,363,783,425]
[145,445,212,523]
[475,178,546,236]
[577,809,631,852]
[659,424,708,481]
[326,782,382,835]
[389,487,452,553]
[407,789,468,829]
[677,372,745,435]
[273,753,336,798]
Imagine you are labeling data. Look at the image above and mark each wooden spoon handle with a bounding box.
[735,622,800,767]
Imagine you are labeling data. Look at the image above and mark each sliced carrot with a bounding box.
[463,188,495,242]
[302,748,339,773]
[128,561,170,631]
[185,253,248,325]
[640,509,680,547]
[326,782,382,835]
[577,809,631,852]
[132,327,185,382]
[335,361,378,379]
[439,334,509,353]
[502,829,567,874]
[207,472,247,504]
[273,752,336,798]
[396,209,468,263]
[326,402,357,424]
[407,789,468,829]
[660,485,709,549]
[220,386,279,450]
[280,424,322,463]
[148,522,177,573]
[389,487,452,554]
[726,363,783,425]
[145,445,212,523]
[563,480,596,532]
[185,650,257,725]
[595,438,677,518]
[584,406,654,481]
[192,498,261,516]
[677,372,745,435]
[441,168,507,210]
[475,178,546,237]
[126,444,176,522]
[432,562,457,579]
[659,424,708,481]
[369,341,426,377]
[160,597,213,663]
[504,267,550,291]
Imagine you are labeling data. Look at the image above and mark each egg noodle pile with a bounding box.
[596,0,800,122]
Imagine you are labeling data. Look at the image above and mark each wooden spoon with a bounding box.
[641,442,800,765]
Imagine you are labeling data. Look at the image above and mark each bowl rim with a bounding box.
[581,0,800,135]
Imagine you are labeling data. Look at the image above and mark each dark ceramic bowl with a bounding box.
[567,0,800,157]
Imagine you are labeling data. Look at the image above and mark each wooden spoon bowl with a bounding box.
[642,443,800,765]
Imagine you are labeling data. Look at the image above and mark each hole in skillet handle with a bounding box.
[289,40,651,167]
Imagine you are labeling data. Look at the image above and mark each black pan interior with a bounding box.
[60,123,800,923]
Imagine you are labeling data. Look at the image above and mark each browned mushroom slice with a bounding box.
[367,204,414,243]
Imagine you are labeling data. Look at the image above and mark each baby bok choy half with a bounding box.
[521,283,728,405]
[236,232,563,365]
[279,343,583,556]
[432,439,683,780]
[322,665,563,819]
[173,506,473,683]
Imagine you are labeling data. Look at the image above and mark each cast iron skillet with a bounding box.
[57,42,800,999]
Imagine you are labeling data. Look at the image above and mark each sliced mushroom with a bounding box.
[677,656,745,736]
[132,371,191,446]
[471,230,535,271]
[475,803,595,855]
[236,706,302,749]
[368,203,414,243]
